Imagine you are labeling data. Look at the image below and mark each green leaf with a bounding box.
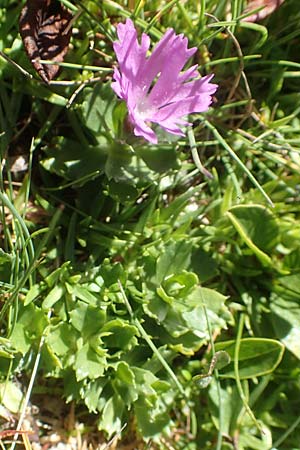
[227,204,278,266]
[41,138,107,182]
[107,179,139,203]
[143,345,175,375]
[82,378,107,413]
[0,338,17,359]
[132,367,158,396]
[181,287,230,338]
[136,144,180,172]
[230,205,278,251]
[69,304,106,339]
[276,274,300,299]
[81,83,116,134]
[97,394,125,437]
[215,338,284,379]
[46,323,78,356]
[67,284,99,306]
[9,323,31,354]
[134,371,175,437]
[135,398,171,438]
[145,285,231,355]
[160,186,201,222]
[99,261,125,287]
[239,430,272,450]
[24,283,44,305]
[104,142,154,184]
[74,343,107,381]
[44,262,71,287]
[63,370,82,403]
[270,294,300,359]
[0,381,24,413]
[163,271,198,298]
[0,249,13,282]
[112,362,138,405]
[24,82,68,105]
[9,304,49,354]
[101,319,138,350]
[209,380,243,435]
[156,240,193,284]
[190,248,218,283]
[42,284,65,309]
[213,350,231,370]
[0,249,12,264]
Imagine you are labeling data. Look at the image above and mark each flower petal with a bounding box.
[111,67,124,98]
[113,19,149,78]
[131,112,158,144]
[146,35,197,108]
[112,18,151,110]
[153,93,215,123]
[112,19,218,143]
[163,74,218,105]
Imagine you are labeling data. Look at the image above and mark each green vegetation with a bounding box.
[1,1,300,449]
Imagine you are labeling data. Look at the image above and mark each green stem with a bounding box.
[188,128,213,179]
[234,314,263,433]
[204,120,274,207]
[273,415,300,448]
[0,207,63,324]
[10,311,51,450]
[201,291,223,450]
[0,191,35,264]
[118,280,186,396]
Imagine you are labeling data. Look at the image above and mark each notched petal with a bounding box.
[19,0,73,83]
[112,20,218,143]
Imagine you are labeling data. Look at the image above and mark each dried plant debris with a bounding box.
[19,0,73,83]
[242,0,285,22]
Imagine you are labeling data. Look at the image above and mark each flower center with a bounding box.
[136,95,153,119]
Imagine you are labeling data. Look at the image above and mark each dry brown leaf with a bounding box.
[19,0,73,83]
[242,0,285,22]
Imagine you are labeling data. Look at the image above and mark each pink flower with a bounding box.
[112,19,218,144]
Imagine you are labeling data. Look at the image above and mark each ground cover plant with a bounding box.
[1,0,300,449]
